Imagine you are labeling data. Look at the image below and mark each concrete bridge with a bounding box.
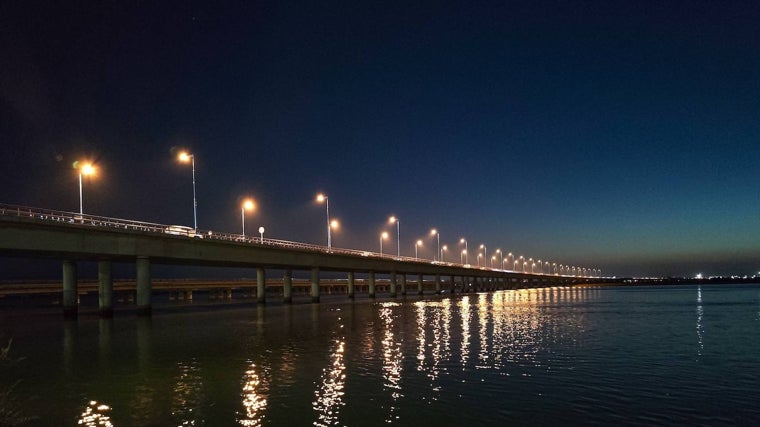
[0,204,601,318]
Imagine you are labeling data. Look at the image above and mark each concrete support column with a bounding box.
[417,274,424,296]
[347,271,355,299]
[62,260,78,319]
[368,271,376,298]
[390,272,397,297]
[435,273,441,294]
[257,267,266,304]
[450,276,456,294]
[311,267,320,303]
[98,260,113,318]
[283,269,293,304]
[136,257,152,316]
[400,273,407,296]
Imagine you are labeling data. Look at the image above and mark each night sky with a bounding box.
[2,1,759,278]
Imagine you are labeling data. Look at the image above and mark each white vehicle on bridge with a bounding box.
[164,225,200,238]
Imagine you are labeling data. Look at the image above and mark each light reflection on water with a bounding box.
[312,316,346,426]
[379,302,403,423]
[5,284,760,425]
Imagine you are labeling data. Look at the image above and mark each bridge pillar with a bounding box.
[347,272,355,299]
[136,257,151,316]
[98,260,113,318]
[368,271,376,298]
[390,272,397,297]
[283,269,293,304]
[311,267,320,303]
[257,268,266,304]
[450,276,456,294]
[417,274,423,295]
[400,273,407,296]
[435,273,441,294]
[62,260,78,319]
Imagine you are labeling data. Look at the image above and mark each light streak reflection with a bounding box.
[476,293,490,369]
[77,400,113,427]
[239,361,270,426]
[380,302,403,423]
[696,286,704,358]
[313,317,346,426]
[172,359,205,426]
[459,296,472,368]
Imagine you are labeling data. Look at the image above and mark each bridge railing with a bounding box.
[0,203,592,278]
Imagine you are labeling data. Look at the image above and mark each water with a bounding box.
[2,284,760,426]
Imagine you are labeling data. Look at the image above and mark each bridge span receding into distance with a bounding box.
[0,204,604,318]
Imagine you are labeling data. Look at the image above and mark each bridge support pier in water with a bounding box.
[390,272,397,297]
[283,269,293,304]
[347,271,355,299]
[62,260,78,319]
[417,274,423,296]
[435,274,441,294]
[450,276,456,294]
[368,271,376,298]
[400,273,407,296]
[136,257,151,316]
[257,268,266,304]
[98,260,113,318]
[311,267,320,303]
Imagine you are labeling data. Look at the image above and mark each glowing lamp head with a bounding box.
[80,163,96,176]
[430,228,437,236]
[258,226,265,234]
[479,244,485,249]
[316,193,326,203]
[459,238,465,243]
[381,231,389,240]
[178,151,192,163]
[330,219,339,229]
[462,249,467,254]
[243,199,255,211]
[416,240,423,246]
[442,245,448,251]
[389,216,397,224]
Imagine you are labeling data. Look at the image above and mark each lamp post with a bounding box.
[496,249,502,269]
[460,238,468,264]
[380,231,388,254]
[461,249,466,264]
[316,194,331,249]
[491,256,496,268]
[241,199,255,236]
[415,240,422,259]
[480,244,487,267]
[389,216,400,257]
[258,226,265,242]
[441,245,448,262]
[75,161,96,216]
[477,253,482,267]
[430,229,440,261]
[177,151,197,232]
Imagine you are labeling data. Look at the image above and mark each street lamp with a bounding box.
[479,244,487,267]
[461,249,466,264]
[380,231,389,254]
[477,253,482,267]
[74,161,96,216]
[441,245,448,262]
[496,249,502,269]
[389,216,400,257]
[316,193,331,249]
[460,238,468,264]
[241,199,255,237]
[177,151,197,232]
[415,239,423,259]
[430,229,440,261]
[258,226,265,242]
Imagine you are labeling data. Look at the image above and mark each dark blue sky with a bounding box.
[2,1,759,277]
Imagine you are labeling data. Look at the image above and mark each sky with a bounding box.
[1,1,759,278]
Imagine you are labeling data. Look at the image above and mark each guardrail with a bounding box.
[0,203,592,278]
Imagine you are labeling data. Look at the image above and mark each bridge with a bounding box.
[0,204,602,318]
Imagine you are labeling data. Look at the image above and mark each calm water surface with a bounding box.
[1,284,760,426]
